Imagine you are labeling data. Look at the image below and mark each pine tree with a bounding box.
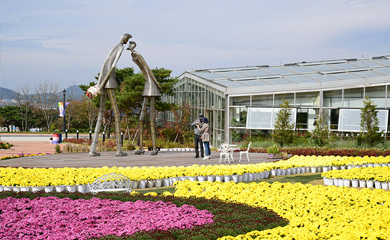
[272,99,295,147]
[312,112,329,147]
[357,97,383,146]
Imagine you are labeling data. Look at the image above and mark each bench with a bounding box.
[88,173,132,194]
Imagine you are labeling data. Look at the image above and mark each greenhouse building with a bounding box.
[164,55,390,146]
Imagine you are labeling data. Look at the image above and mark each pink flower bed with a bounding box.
[0,197,214,239]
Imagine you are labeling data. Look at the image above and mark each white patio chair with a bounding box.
[219,143,234,164]
[239,141,252,162]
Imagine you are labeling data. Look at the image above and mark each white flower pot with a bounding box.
[333,179,339,186]
[238,175,243,182]
[232,175,239,183]
[243,174,249,181]
[347,165,354,170]
[20,186,30,192]
[310,167,317,173]
[301,167,306,173]
[65,185,76,193]
[374,164,381,168]
[55,185,65,192]
[207,175,215,182]
[32,186,44,193]
[367,163,374,168]
[276,169,281,176]
[215,175,223,182]
[198,176,206,182]
[248,173,254,181]
[367,180,374,188]
[77,185,86,193]
[343,179,351,187]
[271,169,276,176]
[139,180,147,188]
[224,175,231,182]
[305,167,310,173]
[155,179,162,188]
[323,166,330,172]
[44,186,54,193]
[327,178,334,186]
[179,176,188,181]
[296,167,301,174]
[162,179,170,187]
[351,179,359,188]
[132,181,139,189]
[291,168,296,175]
[13,186,21,192]
[332,166,340,170]
[147,180,155,188]
[4,186,13,191]
[0,186,3,192]
[381,182,389,190]
[259,172,264,179]
[188,176,197,182]
[359,180,366,188]
[171,177,179,185]
[374,181,381,189]
[340,165,346,170]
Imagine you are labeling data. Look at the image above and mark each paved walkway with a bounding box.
[0,134,277,168]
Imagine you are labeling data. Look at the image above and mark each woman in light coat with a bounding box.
[197,117,211,159]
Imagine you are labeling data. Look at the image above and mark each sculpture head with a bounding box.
[120,33,132,44]
[127,41,137,51]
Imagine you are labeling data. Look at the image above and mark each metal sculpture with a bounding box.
[127,41,161,155]
[89,33,132,157]
[88,172,132,194]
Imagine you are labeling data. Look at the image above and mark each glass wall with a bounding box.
[323,90,342,108]
[344,87,364,108]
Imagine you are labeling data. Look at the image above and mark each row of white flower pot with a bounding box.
[0,171,272,193]
[323,177,390,190]
[269,162,390,176]
[131,171,272,189]
[0,184,91,193]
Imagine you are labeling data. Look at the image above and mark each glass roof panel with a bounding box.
[350,70,384,78]
[261,78,294,85]
[215,71,249,78]
[282,65,315,74]
[371,58,390,66]
[193,71,226,80]
[283,75,317,83]
[327,72,358,80]
[262,67,293,75]
[327,63,361,70]
[306,73,339,82]
[238,80,269,87]
[351,60,381,68]
[213,80,249,88]
[240,69,273,77]
[373,67,390,76]
[304,64,337,72]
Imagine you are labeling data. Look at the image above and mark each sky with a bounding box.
[1,0,390,92]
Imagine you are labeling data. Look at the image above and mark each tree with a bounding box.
[0,106,22,131]
[312,111,329,147]
[357,97,383,146]
[34,80,60,131]
[15,84,35,131]
[272,99,295,147]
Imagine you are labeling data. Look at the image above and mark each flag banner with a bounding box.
[58,102,70,117]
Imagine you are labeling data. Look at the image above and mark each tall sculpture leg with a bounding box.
[89,91,107,156]
[107,89,127,157]
[135,97,148,155]
[149,97,158,155]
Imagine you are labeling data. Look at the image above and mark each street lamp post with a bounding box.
[63,89,66,133]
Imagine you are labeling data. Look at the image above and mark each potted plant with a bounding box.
[52,129,62,144]
[267,145,281,159]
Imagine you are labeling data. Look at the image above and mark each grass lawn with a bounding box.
[133,173,324,194]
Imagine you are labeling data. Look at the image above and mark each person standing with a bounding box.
[191,114,204,158]
[198,117,211,159]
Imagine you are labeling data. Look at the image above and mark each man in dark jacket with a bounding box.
[191,113,204,158]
